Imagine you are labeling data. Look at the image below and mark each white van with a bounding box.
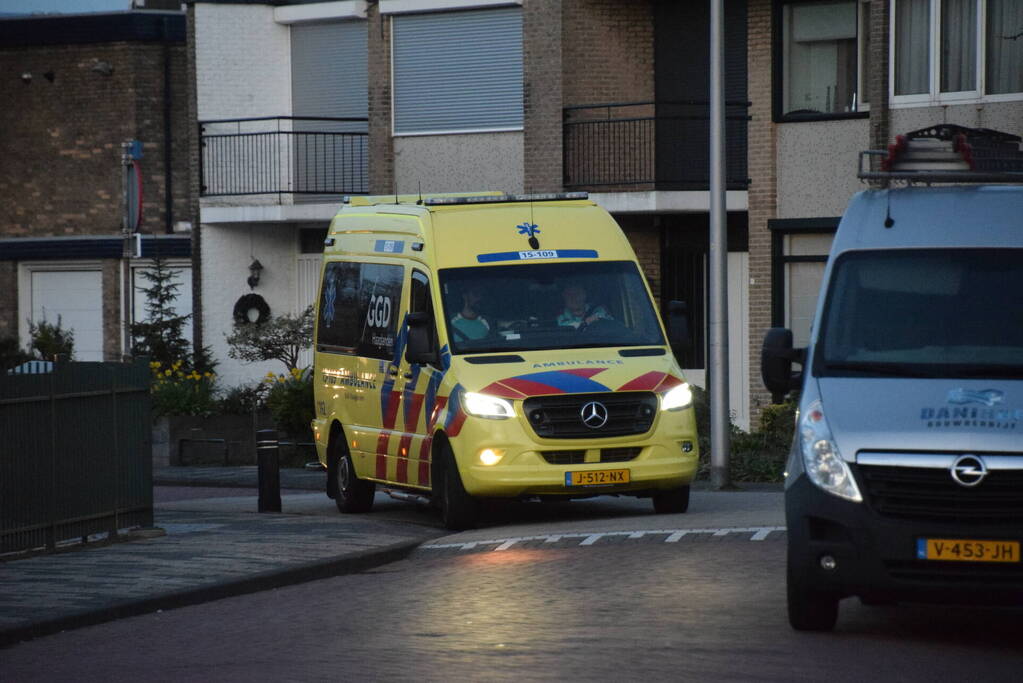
[763,125,1023,630]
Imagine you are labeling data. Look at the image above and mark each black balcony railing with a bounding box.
[563,101,749,191]
[199,116,368,198]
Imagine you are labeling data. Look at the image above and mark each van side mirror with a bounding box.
[406,311,438,365]
[667,300,691,351]
[761,327,804,402]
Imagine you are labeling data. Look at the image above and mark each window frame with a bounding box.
[774,0,872,123]
[890,0,1023,107]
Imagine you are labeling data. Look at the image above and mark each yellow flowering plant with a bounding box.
[150,359,219,417]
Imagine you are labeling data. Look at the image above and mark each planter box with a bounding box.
[153,412,275,467]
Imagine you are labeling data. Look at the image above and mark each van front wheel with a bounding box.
[787,560,839,631]
[333,437,375,514]
[652,485,690,514]
[440,443,478,530]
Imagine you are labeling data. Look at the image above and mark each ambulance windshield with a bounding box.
[817,249,1023,378]
[439,261,665,354]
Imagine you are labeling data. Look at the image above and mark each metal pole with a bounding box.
[709,0,731,489]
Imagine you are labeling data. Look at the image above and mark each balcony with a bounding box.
[562,101,749,192]
[199,116,368,200]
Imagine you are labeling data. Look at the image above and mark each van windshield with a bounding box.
[817,249,1023,379]
[439,261,665,354]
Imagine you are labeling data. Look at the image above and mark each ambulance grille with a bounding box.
[523,392,657,439]
[859,464,1023,524]
[601,447,642,462]
[541,450,586,465]
[539,447,642,465]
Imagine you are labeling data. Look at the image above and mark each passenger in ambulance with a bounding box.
[449,286,492,340]
[557,284,611,329]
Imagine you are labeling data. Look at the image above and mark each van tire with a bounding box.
[440,443,478,530]
[652,485,690,514]
[787,560,839,631]
[332,435,375,514]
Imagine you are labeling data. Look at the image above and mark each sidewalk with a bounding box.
[1,467,783,647]
[0,468,445,647]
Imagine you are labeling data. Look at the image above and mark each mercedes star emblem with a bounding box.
[950,454,988,488]
[580,401,609,429]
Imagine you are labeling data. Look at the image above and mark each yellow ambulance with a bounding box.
[311,192,699,529]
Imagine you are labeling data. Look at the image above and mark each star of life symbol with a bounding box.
[516,222,541,237]
[947,388,1004,407]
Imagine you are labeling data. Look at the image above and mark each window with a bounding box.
[317,262,403,359]
[893,0,1023,102]
[987,0,1023,95]
[781,1,865,117]
[392,7,523,134]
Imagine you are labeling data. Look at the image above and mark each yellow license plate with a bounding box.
[917,538,1020,563]
[565,469,630,487]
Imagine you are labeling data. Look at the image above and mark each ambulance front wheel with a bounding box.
[332,432,375,513]
[439,442,479,530]
[652,484,690,514]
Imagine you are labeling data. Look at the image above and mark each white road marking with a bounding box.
[421,526,786,551]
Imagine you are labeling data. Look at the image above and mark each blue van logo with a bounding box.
[947,388,1004,407]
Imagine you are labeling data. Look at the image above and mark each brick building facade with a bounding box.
[0,11,191,361]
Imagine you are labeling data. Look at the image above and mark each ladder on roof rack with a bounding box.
[858,124,1023,183]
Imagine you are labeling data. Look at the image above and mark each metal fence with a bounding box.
[200,116,369,198]
[0,358,152,554]
[563,101,750,191]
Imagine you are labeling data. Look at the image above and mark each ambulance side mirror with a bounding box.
[667,300,691,351]
[406,311,437,365]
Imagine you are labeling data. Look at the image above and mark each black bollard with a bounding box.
[257,429,281,512]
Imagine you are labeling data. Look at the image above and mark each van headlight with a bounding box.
[464,392,515,419]
[661,383,694,411]
[800,400,861,502]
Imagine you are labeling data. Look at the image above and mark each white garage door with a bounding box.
[30,270,103,361]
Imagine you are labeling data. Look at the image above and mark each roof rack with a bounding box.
[858,124,1023,183]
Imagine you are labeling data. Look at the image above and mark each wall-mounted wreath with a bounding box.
[233,293,271,325]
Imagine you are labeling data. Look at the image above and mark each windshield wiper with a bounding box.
[822,361,933,378]
[939,364,1023,379]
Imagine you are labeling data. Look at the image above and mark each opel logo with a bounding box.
[950,454,987,488]
[580,401,609,429]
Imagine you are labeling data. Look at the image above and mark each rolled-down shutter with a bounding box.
[393,7,523,135]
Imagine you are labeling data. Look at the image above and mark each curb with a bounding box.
[0,538,421,648]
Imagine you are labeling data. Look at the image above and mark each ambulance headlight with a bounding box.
[464,392,514,419]
[800,400,861,503]
[661,383,694,411]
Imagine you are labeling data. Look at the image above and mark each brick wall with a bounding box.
[623,226,661,304]
[0,41,187,239]
[187,3,203,353]
[562,0,654,107]
[0,262,15,340]
[368,4,394,194]
[523,0,563,193]
[867,0,891,153]
[746,0,777,422]
[560,0,655,192]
